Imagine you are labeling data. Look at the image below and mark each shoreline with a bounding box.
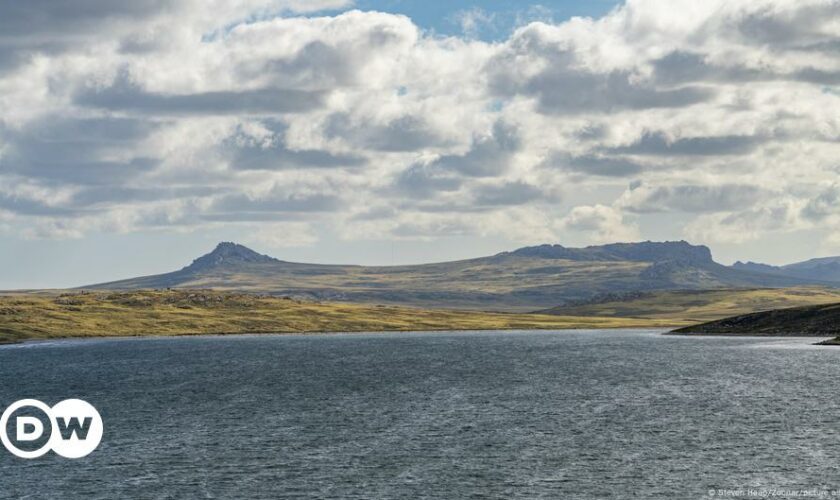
[7,331,838,345]
[0,325,675,346]
[666,331,836,338]
[4,329,837,348]
[666,330,838,346]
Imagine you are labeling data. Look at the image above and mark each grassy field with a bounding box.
[0,290,673,343]
[541,287,840,323]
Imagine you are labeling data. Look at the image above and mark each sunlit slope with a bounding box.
[540,287,840,323]
[86,241,830,312]
[0,290,673,343]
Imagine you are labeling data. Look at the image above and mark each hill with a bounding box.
[84,241,833,312]
[732,256,840,282]
[670,302,840,337]
[0,290,671,343]
[538,287,840,323]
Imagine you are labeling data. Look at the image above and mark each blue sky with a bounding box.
[331,1,620,39]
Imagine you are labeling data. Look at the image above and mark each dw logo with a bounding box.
[0,399,103,459]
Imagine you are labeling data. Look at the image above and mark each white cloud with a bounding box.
[617,182,766,214]
[249,221,319,248]
[0,0,839,255]
[452,8,496,39]
[560,205,640,243]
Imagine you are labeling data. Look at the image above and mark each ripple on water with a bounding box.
[1,329,839,499]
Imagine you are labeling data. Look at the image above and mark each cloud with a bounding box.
[679,187,840,245]
[249,221,319,248]
[206,187,342,222]
[427,121,520,178]
[1,0,840,254]
[684,203,797,244]
[618,182,765,213]
[0,185,77,217]
[0,116,161,185]
[0,0,352,73]
[76,74,327,116]
[609,132,763,156]
[323,113,450,152]
[451,8,496,39]
[801,183,840,222]
[488,24,713,115]
[560,205,640,243]
[225,120,365,170]
[473,181,546,206]
[392,164,463,198]
[549,154,644,177]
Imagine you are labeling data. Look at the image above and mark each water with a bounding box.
[1,330,840,499]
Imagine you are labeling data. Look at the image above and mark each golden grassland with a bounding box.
[0,290,674,343]
[542,287,840,323]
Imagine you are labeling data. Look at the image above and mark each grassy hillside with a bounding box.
[86,242,828,312]
[540,287,840,323]
[671,302,840,337]
[0,290,673,343]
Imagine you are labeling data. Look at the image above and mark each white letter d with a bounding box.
[16,416,44,442]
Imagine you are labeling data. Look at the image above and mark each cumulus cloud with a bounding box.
[609,132,764,156]
[249,221,319,248]
[560,205,640,243]
[548,153,644,177]
[426,121,521,178]
[224,120,365,170]
[801,183,840,222]
[684,202,799,244]
[618,182,766,213]
[76,77,327,116]
[473,181,546,207]
[1,0,839,253]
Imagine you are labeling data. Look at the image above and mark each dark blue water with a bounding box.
[1,330,839,499]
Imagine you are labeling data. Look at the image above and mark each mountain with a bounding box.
[86,240,835,312]
[671,302,840,337]
[732,256,840,282]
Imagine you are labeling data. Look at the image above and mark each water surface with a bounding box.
[1,330,839,499]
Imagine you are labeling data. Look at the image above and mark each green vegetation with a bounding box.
[0,290,673,343]
[540,287,840,323]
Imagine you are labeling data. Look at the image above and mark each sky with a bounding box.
[1,0,840,288]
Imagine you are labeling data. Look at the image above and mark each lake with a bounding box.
[1,329,839,499]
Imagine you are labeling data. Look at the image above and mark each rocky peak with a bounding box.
[597,241,714,264]
[184,242,279,270]
[505,240,714,264]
